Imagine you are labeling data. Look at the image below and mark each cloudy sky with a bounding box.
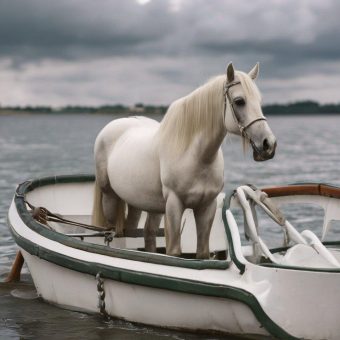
[0,0,340,107]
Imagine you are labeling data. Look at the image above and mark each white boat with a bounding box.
[7,175,340,339]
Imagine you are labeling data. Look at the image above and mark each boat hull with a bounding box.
[8,175,340,340]
[21,248,268,337]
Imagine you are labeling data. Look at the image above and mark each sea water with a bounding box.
[0,113,339,339]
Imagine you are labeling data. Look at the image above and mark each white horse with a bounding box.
[92,62,277,258]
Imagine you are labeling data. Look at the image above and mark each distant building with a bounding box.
[129,103,145,114]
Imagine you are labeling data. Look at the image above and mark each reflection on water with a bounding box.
[0,113,340,339]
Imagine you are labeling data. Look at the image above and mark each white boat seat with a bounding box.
[279,244,340,268]
[233,185,340,268]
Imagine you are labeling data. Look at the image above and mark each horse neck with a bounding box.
[192,76,227,162]
[158,75,227,162]
[194,117,226,163]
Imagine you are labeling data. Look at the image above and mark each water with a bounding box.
[0,113,340,339]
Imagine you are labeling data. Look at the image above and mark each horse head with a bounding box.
[224,62,277,161]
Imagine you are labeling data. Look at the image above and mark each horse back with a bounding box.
[94,116,158,156]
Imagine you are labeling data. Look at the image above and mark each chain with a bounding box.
[96,272,109,319]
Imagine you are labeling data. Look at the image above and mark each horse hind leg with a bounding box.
[144,213,162,253]
[125,205,142,232]
[94,152,126,234]
[101,190,117,228]
[101,189,126,236]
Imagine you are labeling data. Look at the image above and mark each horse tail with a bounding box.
[91,180,107,228]
[91,181,107,228]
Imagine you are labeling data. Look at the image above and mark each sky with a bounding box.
[1,0,340,107]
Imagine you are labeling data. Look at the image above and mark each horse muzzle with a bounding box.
[253,138,277,162]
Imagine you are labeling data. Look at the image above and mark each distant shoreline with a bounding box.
[1,110,340,116]
[1,100,340,115]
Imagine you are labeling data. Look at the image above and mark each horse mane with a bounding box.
[156,71,261,154]
[156,75,225,153]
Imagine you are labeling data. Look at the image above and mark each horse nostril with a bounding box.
[263,138,270,152]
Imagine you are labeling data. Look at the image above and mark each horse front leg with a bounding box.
[164,192,184,257]
[194,199,217,259]
[144,213,162,253]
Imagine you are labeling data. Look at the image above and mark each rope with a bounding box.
[24,199,107,232]
[23,198,165,238]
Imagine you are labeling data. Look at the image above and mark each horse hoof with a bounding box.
[167,252,181,257]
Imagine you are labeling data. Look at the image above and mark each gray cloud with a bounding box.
[0,0,175,61]
[1,0,340,105]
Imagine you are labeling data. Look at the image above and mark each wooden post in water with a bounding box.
[4,207,47,283]
[4,251,24,282]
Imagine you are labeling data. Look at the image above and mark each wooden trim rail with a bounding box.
[262,184,340,199]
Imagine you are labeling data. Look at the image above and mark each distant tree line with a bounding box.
[262,100,340,115]
[1,100,340,115]
[0,104,167,115]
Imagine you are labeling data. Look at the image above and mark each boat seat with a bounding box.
[279,244,340,268]
[232,185,340,268]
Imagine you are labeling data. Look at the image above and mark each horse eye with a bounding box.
[234,97,246,106]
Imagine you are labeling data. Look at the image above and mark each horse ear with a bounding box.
[226,62,235,83]
[249,62,259,80]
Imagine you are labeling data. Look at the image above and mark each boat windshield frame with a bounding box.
[223,183,340,274]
